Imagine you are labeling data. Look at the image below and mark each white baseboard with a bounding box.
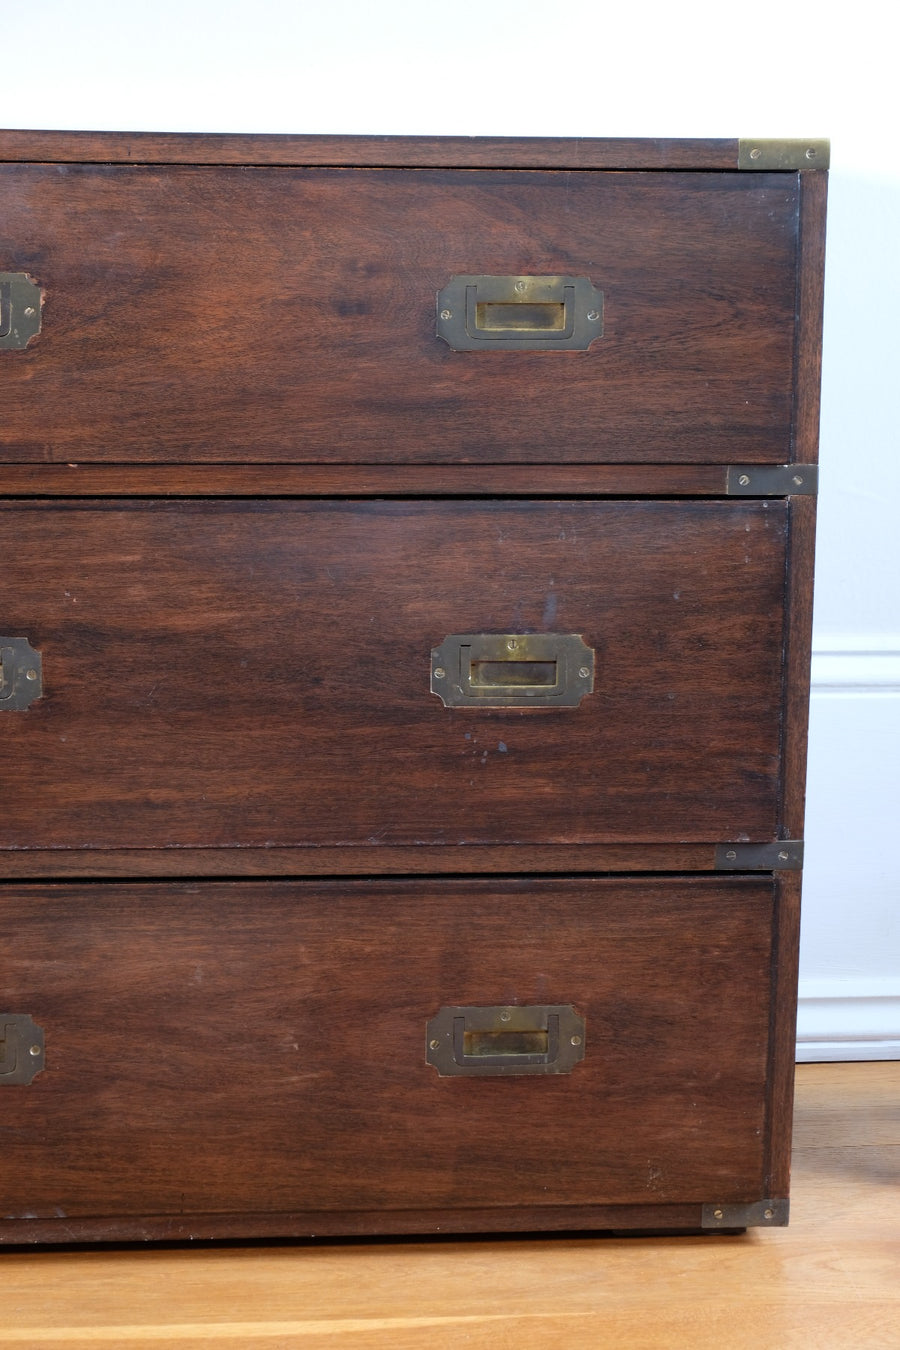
[796,980,900,1062]
[801,637,900,1061]
[811,633,900,692]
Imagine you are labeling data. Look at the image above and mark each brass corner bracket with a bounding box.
[738,139,830,171]
[715,841,804,871]
[726,464,818,497]
[702,1199,789,1229]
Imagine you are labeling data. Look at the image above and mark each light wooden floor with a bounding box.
[3,1062,898,1349]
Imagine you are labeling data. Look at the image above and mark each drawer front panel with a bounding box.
[0,166,798,465]
[0,498,787,852]
[0,876,775,1222]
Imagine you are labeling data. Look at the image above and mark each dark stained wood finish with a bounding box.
[0,463,730,498]
[793,170,828,465]
[773,172,824,844]
[0,498,787,852]
[764,870,802,1199]
[779,495,817,841]
[0,167,799,466]
[0,876,775,1234]
[0,136,824,1246]
[0,131,740,169]
[0,844,720,879]
[0,1203,707,1245]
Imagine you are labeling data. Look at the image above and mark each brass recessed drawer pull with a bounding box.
[431,633,594,708]
[0,637,43,711]
[436,275,603,351]
[0,1015,46,1086]
[0,272,42,350]
[426,1004,586,1077]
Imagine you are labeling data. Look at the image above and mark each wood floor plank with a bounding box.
[1,1063,898,1350]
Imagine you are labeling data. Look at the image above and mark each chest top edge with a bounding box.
[0,131,829,172]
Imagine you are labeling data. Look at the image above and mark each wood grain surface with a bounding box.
[793,170,828,466]
[780,495,817,842]
[0,131,741,169]
[0,498,787,852]
[763,870,802,1198]
[0,463,733,497]
[0,1062,895,1348]
[0,875,776,1232]
[0,135,827,1342]
[0,167,798,465]
[0,843,724,879]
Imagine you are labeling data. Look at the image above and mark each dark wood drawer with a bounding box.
[1,165,799,466]
[0,874,779,1242]
[1,497,787,858]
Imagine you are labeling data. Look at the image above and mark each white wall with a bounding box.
[3,0,898,1059]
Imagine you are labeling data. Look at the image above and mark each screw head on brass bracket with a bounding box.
[0,273,43,350]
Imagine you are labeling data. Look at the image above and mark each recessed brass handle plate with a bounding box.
[426,1004,586,1077]
[0,637,43,711]
[436,275,603,351]
[431,633,594,708]
[0,273,43,350]
[0,1015,46,1086]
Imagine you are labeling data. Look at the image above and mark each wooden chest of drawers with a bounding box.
[0,133,827,1243]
